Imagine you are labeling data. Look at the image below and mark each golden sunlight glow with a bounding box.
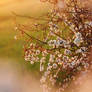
[0,0,48,15]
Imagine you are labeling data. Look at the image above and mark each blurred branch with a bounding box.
[16,24,48,45]
[12,12,49,21]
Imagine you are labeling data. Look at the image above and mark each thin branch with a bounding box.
[17,24,48,45]
[65,11,92,15]
[12,12,49,21]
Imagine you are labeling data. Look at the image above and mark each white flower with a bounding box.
[48,40,56,46]
[47,66,52,71]
[81,47,87,52]
[76,47,87,53]
[64,49,71,55]
[53,63,58,69]
[76,49,82,53]
[25,57,29,61]
[57,39,63,46]
[30,61,34,64]
[74,32,83,46]
[31,57,36,61]
[36,50,40,55]
[74,37,83,46]
[57,39,68,47]
[56,58,61,63]
[75,32,82,38]
[71,61,76,66]
[63,56,69,61]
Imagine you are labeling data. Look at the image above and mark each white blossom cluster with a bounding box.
[17,0,92,92]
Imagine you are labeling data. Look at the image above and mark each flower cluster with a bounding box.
[15,0,92,92]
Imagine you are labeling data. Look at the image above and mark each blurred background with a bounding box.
[0,0,48,67]
[0,0,48,92]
